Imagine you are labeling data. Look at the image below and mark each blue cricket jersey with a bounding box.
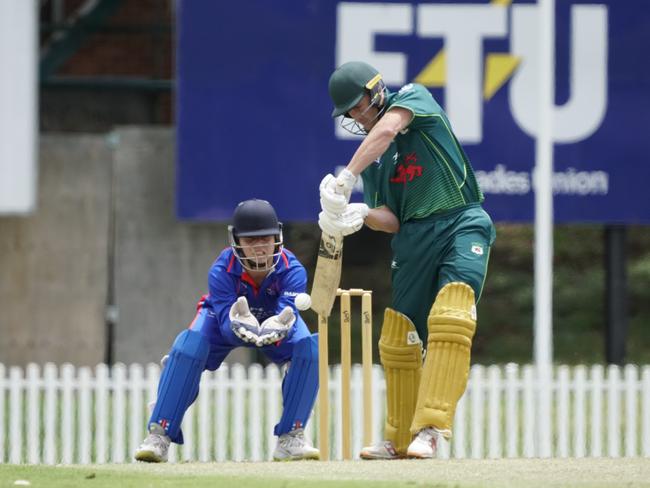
[200,247,307,341]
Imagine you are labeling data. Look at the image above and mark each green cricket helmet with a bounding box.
[328,61,387,118]
[228,199,283,272]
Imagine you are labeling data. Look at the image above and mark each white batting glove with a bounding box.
[318,210,343,238]
[345,202,369,220]
[319,174,348,215]
[229,296,261,345]
[320,169,357,215]
[335,168,357,196]
[318,203,369,237]
[257,307,296,346]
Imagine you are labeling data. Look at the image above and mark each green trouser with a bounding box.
[390,203,496,342]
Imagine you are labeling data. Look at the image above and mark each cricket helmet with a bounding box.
[328,61,387,118]
[228,199,283,272]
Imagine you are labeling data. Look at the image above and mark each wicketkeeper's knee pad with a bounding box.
[274,334,319,436]
[379,308,423,454]
[410,282,476,438]
[149,329,210,443]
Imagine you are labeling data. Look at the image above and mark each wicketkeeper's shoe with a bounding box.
[406,427,438,459]
[134,423,171,463]
[273,428,320,461]
[359,440,402,460]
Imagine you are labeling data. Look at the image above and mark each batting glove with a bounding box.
[335,168,357,195]
[319,170,357,215]
[318,203,369,237]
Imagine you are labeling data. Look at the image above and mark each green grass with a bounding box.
[1,458,650,488]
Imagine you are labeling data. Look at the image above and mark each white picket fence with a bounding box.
[0,362,649,464]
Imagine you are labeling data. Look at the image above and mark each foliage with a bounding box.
[285,223,650,365]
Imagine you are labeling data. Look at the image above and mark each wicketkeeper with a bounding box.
[135,199,320,462]
[319,61,496,459]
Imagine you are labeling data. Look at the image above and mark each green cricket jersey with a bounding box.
[361,83,484,222]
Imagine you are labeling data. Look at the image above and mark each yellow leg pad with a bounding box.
[411,282,476,437]
[379,308,423,454]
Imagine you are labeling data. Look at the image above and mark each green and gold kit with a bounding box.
[360,83,496,341]
[361,83,483,222]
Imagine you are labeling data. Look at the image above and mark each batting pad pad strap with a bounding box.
[379,343,422,369]
[379,308,423,455]
[411,282,476,437]
[274,334,319,436]
[427,326,474,346]
[149,329,210,444]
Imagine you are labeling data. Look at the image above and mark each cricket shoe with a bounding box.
[273,428,320,461]
[359,440,402,460]
[134,423,171,463]
[406,427,438,459]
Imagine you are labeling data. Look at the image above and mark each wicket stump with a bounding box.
[318,288,373,461]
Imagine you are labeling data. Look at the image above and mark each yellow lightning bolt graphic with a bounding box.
[483,53,521,99]
[414,0,520,100]
[414,51,446,87]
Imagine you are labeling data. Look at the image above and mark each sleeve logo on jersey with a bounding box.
[390,152,423,184]
[471,243,484,256]
[398,83,414,95]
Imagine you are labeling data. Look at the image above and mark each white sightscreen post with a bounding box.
[0,0,38,214]
[534,0,554,458]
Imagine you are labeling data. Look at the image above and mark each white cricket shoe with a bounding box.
[273,428,320,461]
[134,423,171,463]
[359,440,401,460]
[406,427,438,459]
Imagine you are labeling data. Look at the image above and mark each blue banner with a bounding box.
[177,0,650,223]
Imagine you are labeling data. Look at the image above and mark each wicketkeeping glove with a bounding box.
[257,306,296,346]
[229,296,262,345]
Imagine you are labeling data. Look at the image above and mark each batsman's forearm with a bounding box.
[346,110,410,176]
[346,126,397,176]
[365,206,400,233]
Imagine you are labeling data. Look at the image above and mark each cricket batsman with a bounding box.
[318,61,496,459]
[135,199,320,462]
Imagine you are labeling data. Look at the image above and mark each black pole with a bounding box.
[104,133,119,366]
[605,224,628,364]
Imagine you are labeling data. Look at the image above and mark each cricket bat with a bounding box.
[310,232,343,317]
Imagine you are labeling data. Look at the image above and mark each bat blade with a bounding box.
[310,232,343,317]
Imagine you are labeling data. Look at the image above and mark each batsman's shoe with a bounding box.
[359,440,402,460]
[273,428,320,461]
[406,427,438,459]
[134,423,171,463]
